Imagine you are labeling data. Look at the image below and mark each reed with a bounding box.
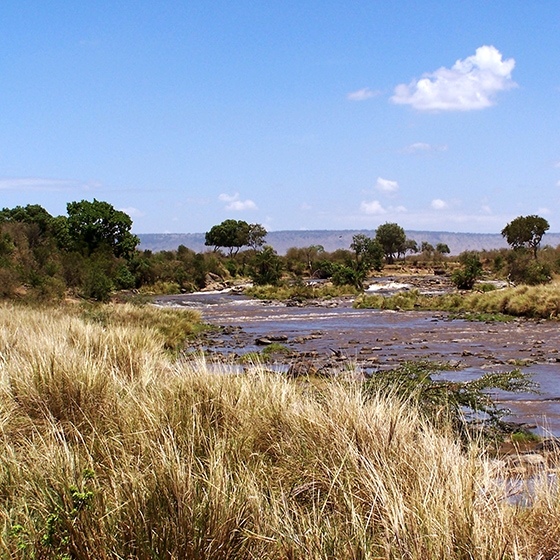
[0,303,558,558]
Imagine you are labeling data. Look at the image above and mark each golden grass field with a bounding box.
[0,303,559,559]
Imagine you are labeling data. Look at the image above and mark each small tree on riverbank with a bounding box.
[451,252,483,290]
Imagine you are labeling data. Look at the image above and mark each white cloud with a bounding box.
[538,207,551,215]
[119,206,145,218]
[431,199,448,210]
[361,200,387,215]
[374,177,399,193]
[391,45,516,111]
[401,142,448,154]
[360,201,407,215]
[228,200,258,211]
[218,192,258,211]
[347,87,380,101]
[557,180,560,187]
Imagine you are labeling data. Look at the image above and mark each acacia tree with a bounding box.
[205,219,250,256]
[375,223,406,264]
[501,215,549,260]
[398,238,418,260]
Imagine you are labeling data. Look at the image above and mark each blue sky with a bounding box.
[1,1,559,234]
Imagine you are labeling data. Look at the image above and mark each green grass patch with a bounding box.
[261,343,291,355]
[511,431,541,445]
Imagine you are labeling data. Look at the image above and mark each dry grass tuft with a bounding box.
[0,303,559,558]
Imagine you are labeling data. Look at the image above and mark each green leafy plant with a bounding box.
[451,252,483,290]
[364,361,537,438]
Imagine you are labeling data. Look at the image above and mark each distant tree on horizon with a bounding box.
[501,215,549,260]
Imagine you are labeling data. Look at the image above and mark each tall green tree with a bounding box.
[350,234,384,273]
[501,215,549,260]
[66,199,139,258]
[375,223,406,264]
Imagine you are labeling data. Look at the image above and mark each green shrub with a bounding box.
[451,252,483,290]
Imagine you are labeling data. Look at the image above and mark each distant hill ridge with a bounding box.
[137,230,560,256]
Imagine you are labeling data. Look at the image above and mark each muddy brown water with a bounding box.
[154,291,560,436]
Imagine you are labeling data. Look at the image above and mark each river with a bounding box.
[154,290,560,437]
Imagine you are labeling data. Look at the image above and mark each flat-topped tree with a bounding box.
[501,215,549,260]
[205,219,251,257]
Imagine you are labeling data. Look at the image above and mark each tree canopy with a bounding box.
[350,234,384,273]
[501,215,549,260]
[205,220,267,256]
[375,223,406,264]
[66,199,139,258]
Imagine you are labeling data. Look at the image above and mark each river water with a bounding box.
[154,290,560,436]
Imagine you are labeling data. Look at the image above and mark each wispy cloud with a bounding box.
[400,142,448,154]
[218,192,258,211]
[374,177,399,193]
[347,87,380,101]
[391,45,516,111]
[0,177,98,192]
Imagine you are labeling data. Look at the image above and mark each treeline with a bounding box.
[1,203,558,302]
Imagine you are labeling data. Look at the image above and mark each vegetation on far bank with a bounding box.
[2,200,560,324]
[355,281,560,320]
[0,303,557,559]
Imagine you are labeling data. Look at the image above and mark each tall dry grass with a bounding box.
[0,303,558,558]
[356,281,560,320]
